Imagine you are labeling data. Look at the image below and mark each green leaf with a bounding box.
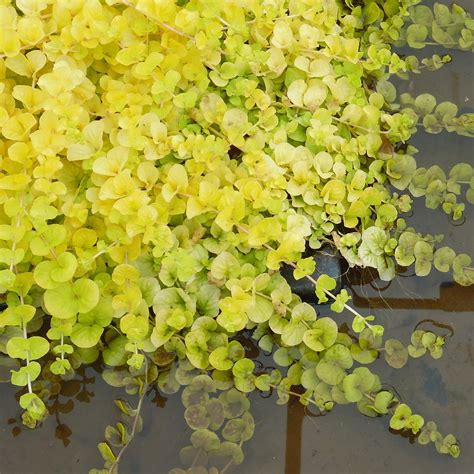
[219,388,250,419]
[452,254,474,286]
[232,358,254,379]
[316,344,353,385]
[330,289,350,313]
[315,274,336,303]
[436,434,460,458]
[50,358,72,375]
[105,423,127,448]
[258,334,273,353]
[208,440,244,466]
[431,22,454,47]
[363,2,381,25]
[406,414,425,434]
[287,79,307,107]
[395,231,419,266]
[98,442,116,463]
[390,403,412,430]
[190,429,220,451]
[195,284,220,318]
[19,393,47,420]
[120,314,149,340]
[316,361,346,386]
[411,5,434,26]
[303,317,338,351]
[0,269,16,289]
[321,180,346,204]
[44,278,100,319]
[418,421,438,445]
[291,303,317,322]
[342,367,376,402]
[51,252,78,282]
[209,347,233,371]
[300,368,319,391]
[433,247,456,272]
[357,397,378,418]
[0,304,36,328]
[273,347,294,367]
[70,323,104,348]
[7,336,49,361]
[173,91,197,109]
[103,336,128,366]
[376,80,396,103]
[255,374,271,391]
[414,241,433,277]
[406,24,428,49]
[222,413,254,443]
[281,321,306,346]
[449,163,472,181]
[376,204,398,224]
[11,361,41,386]
[80,298,114,327]
[373,391,395,414]
[352,315,367,333]
[361,226,387,256]
[185,404,210,430]
[210,252,240,281]
[247,295,274,323]
[384,339,408,369]
[293,257,316,280]
[415,94,436,114]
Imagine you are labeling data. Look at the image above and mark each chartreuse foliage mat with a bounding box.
[0,0,473,472]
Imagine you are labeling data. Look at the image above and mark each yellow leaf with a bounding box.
[2,113,36,141]
[17,17,44,45]
[0,174,31,191]
[162,164,188,202]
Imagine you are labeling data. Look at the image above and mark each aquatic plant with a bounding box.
[0,0,472,472]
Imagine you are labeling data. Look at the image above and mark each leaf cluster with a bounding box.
[0,0,471,469]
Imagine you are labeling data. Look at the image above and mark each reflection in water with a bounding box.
[280,265,465,474]
[285,397,303,474]
[0,257,471,473]
[0,280,472,473]
[284,395,327,474]
[350,276,474,312]
[6,366,96,446]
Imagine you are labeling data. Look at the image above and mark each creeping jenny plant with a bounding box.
[0,0,473,471]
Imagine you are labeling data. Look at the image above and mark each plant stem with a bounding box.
[18,289,33,393]
[268,383,322,412]
[220,458,235,474]
[363,393,376,402]
[107,358,149,473]
[282,259,367,321]
[208,126,227,140]
[60,332,65,360]
[332,116,390,135]
[10,193,24,272]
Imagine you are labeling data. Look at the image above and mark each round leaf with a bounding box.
[384,339,408,368]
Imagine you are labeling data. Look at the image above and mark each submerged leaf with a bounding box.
[384,339,408,368]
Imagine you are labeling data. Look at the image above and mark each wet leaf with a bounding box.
[384,339,408,368]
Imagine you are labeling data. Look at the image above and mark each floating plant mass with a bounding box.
[0,0,473,472]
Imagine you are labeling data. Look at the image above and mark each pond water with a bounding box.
[1,8,473,474]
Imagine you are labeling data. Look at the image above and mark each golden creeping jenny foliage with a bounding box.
[0,0,473,468]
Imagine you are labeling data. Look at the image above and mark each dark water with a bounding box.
[1,11,474,474]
